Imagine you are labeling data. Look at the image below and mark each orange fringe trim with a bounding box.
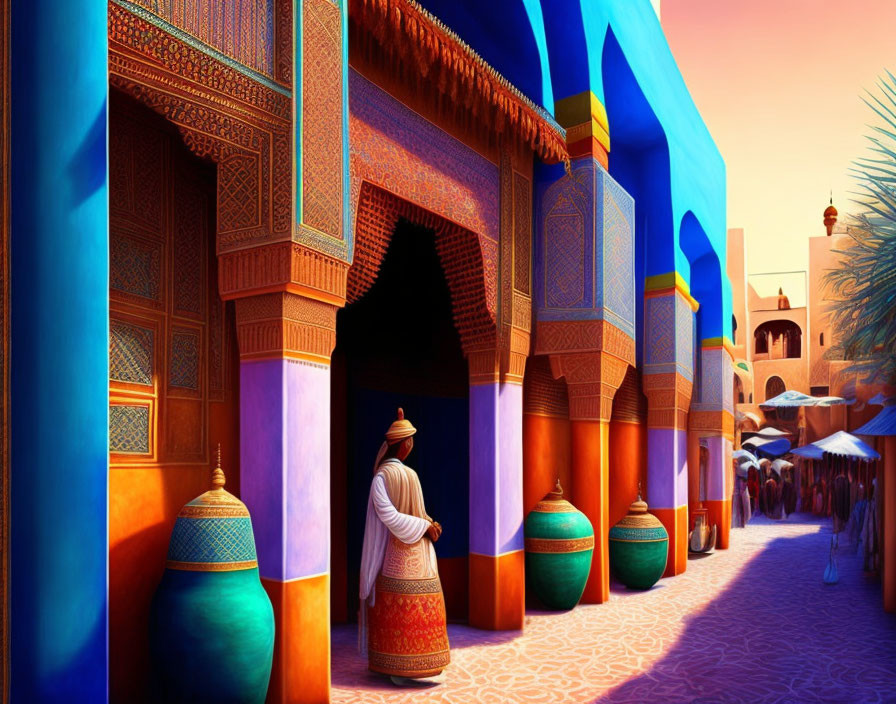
[350,0,569,164]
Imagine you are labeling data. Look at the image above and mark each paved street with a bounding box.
[332,515,896,703]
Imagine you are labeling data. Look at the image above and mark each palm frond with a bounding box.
[823,72,896,385]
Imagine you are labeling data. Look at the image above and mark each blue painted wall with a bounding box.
[418,0,731,339]
[10,1,109,701]
[416,0,554,112]
[544,1,731,339]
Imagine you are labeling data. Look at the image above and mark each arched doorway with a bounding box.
[331,184,494,627]
[765,375,786,401]
[107,91,240,701]
[754,320,802,359]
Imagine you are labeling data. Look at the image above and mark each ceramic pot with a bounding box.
[608,493,668,590]
[150,456,274,703]
[524,481,594,610]
[689,509,717,553]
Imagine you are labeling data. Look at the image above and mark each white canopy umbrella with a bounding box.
[771,458,794,473]
[754,427,790,437]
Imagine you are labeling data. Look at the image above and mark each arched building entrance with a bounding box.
[107,91,240,701]
[331,183,497,628]
[766,375,786,401]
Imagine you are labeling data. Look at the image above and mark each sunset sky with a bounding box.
[661,0,896,278]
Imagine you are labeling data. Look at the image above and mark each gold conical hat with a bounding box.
[385,407,416,445]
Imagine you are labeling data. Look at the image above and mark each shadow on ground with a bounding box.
[596,517,896,704]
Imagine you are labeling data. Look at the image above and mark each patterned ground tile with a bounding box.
[331,514,896,703]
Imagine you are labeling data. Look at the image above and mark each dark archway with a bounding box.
[754,320,802,359]
[331,219,470,626]
[765,376,786,401]
[734,374,745,405]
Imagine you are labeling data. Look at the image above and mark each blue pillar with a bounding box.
[10,0,108,701]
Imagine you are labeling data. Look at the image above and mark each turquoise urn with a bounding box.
[524,481,594,610]
[608,493,668,590]
[150,454,274,703]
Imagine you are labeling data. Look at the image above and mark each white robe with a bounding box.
[359,459,435,607]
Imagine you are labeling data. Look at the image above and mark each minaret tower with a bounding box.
[824,194,838,236]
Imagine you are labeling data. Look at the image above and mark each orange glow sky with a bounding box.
[661,0,896,275]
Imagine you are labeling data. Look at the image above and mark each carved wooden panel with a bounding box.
[109,94,236,467]
[108,1,292,253]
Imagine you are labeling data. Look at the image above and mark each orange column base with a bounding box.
[704,498,732,549]
[523,413,572,516]
[468,551,525,630]
[652,505,688,577]
[262,574,330,704]
[571,419,609,604]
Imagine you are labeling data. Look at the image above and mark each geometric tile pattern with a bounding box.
[129,0,275,77]
[644,291,694,381]
[645,295,675,367]
[536,157,635,342]
[331,515,896,703]
[109,405,150,454]
[523,355,569,418]
[169,330,200,390]
[545,211,585,309]
[172,169,204,317]
[348,69,500,253]
[109,320,154,386]
[602,175,635,338]
[302,0,343,238]
[721,352,734,413]
[541,165,591,312]
[513,172,531,296]
[208,297,225,396]
[692,347,735,415]
[110,234,161,301]
[166,516,257,564]
[676,293,695,379]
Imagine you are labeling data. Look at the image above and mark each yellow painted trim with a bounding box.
[564,120,611,153]
[644,271,686,293]
[644,272,699,312]
[554,90,611,151]
[701,337,735,359]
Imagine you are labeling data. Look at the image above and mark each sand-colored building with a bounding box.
[730,203,891,438]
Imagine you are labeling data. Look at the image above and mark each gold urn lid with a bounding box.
[612,483,665,532]
[533,479,576,514]
[165,445,258,571]
[179,445,249,518]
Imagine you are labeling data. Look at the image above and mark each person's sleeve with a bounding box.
[372,474,429,544]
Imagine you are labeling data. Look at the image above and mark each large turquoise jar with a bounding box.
[608,493,668,590]
[524,481,594,610]
[150,457,274,703]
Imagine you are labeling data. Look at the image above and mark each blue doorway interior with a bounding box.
[331,218,470,623]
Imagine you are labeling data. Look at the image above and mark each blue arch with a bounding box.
[416,0,555,112]
[599,27,674,365]
[540,0,727,286]
[679,211,728,340]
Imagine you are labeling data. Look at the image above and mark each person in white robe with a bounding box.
[358,408,449,682]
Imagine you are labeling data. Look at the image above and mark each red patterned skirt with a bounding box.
[367,572,450,678]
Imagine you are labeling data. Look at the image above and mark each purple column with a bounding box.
[646,428,690,509]
[239,356,331,702]
[241,358,331,580]
[468,381,525,629]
